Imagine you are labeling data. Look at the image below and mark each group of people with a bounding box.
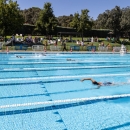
[24,35,43,44]
[99,42,111,48]
[106,36,115,41]
[76,40,84,46]
[91,37,99,42]
[7,34,44,46]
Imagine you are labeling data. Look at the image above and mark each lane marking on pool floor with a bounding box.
[2,65,130,71]
[0,73,130,82]
[0,94,129,109]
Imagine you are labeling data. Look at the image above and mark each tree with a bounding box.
[35,2,58,35]
[70,13,80,30]
[57,14,74,27]
[70,9,93,40]
[0,0,24,37]
[94,10,110,29]
[120,6,130,36]
[106,6,122,39]
[21,7,41,25]
[80,9,93,40]
[94,6,122,40]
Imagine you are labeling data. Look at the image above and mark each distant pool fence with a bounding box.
[0,41,128,52]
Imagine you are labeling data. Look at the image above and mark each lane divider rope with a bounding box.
[2,65,130,71]
[0,94,129,109]
[0,60,130,65]
[0,73,130,82]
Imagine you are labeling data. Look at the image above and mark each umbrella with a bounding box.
[108,32,114,38]
[108,32,114,35]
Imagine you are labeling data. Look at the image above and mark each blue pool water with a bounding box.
[1,52,130,130]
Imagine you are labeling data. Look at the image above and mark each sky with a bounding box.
[15,0,130,20]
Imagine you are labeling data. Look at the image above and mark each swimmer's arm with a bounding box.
[97,85,101,89]
[80,78,88,82]
[90,85,101,90]
[80,78,85,82]
[80,78,92,82]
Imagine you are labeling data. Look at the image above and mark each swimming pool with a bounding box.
[0,52,130,130]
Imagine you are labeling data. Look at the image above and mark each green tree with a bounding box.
[35,2,58,35]
[57,14,74,27]
[94,10,110,29]
[70,13,80,30]
[21,7,41,25]
[106,6,122,39]
[120,7,130,36]
[0,0,24,37]
[70,9,93,40]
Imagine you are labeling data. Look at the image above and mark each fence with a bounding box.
[50,45,61,51]
[32,45,44,51]
[98,46,108,51]
[70,46,80,51]
[15,45,28,51]
[113,47,121,52]
[87,46,96,51]
[1,44,124,52]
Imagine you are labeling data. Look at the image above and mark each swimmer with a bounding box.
[66,59,75,61]
[16,56,24,58]
[81,78,114,89]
